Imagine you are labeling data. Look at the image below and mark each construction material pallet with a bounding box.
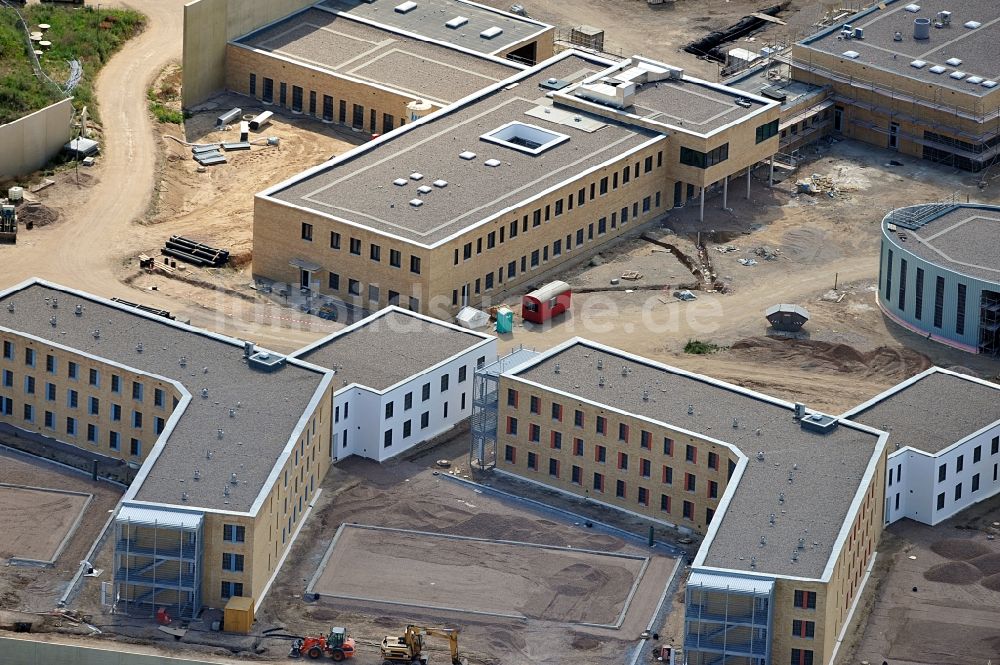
[221,142,251,151]
[162,235,230,268]
[110,298,176,320]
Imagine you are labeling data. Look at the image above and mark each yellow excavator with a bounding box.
[380,625,465,665]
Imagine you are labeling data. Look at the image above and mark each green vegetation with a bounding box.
[0,5,146,125]
[149,101,183,125]
[684,339,721,355]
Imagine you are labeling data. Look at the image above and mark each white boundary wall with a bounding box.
[0,98,73,178]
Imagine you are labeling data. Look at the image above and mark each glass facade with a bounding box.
[684,572,774,665]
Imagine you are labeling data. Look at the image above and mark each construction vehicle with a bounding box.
[289,626,356,661]
[380,625,463,665]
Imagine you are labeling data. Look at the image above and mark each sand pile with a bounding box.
[969,553,1000,576]
[930,539,992,561]
[923,561,982,584]
[980,573,1000,592]
[727,337,930,381]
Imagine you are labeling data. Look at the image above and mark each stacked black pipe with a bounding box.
[162,235,230,267]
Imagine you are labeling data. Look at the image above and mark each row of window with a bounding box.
[936,438,1000,483]
[249,74,403,134]
[936,464,998,510]
[451,160,662,268]
[324,272,422,311]
[884,250,971,335]
[680,143,729,169]
[0,397,149,456]
[382,397,466,448]
[303,224,422,276]
[382,367,470,420]
[1,343,168,406]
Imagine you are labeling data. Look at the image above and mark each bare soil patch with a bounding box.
[969,552,1000,576]
[0,486,90,563]
[923,561,982,585]
[980,573,1000,592]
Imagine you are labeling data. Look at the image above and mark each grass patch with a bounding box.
[684,339,721,355]
[149,101,182,125]
[0,5,146,125]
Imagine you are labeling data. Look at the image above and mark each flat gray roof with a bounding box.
[511,340,883,579]
[317,0,549,55]
[294,308,488,391]
[799,0,1000,96]
[628,77,772,135]
[0,282,328,513]
[847,370,1000,454]
[268,53,659,246]
[886,204,1000,284]
[236,7,518,106]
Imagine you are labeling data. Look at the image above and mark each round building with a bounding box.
[879,203,1000,355]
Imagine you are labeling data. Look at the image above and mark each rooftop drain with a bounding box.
[480,121,569,155]
[395,1,417,14]
[480,26,503,39]
[446,16,468,29]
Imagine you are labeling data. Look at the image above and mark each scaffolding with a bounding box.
[469,346,539,470]
[886,195,960,231]
[980,290,1000,357]
[684,572,774,665]
[114,505,204,619]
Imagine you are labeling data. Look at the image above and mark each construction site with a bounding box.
[0,0,998,664]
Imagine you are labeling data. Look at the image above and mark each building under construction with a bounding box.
[791,0,999,172]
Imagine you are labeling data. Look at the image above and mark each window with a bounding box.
[593,472,604,492]
[660,494,671,513]
[420,411,429,429]
[598,217,606,235]
[955,483,963,501]
[551,431,562,449]
[599,177,608,195]
[88,396,99,416]
[551,403,563,421]
[915,267,924,320]
[572,465,581,484]
[793,590,817,609]
[574,410,584,428]
[707,451,719,470]
[507,389,519,408]
[2,370,10,388]
[596,416,607,435]
[132,381,143,401]
[708,480,719,499]
[222,553,245,572]
[23,404,34,423]
[223,524,246,543]
[2,340,11,359]
[686,444,697,463]
[957,455,964,473]
[403,420,412,438]
[531,250,539,268]
[938,463,947,482]
[956,283,967,335]
[348,279,360,296]
[109,431,120,451]
[154,417,165,435]
[385,401,394,419]
[383,429,393,448]
[350,238,361,255]
[974,445,982,464]
[87,423,98,443]
[328,273,340,290]
[527,451,538,470]
[573,438,584,456]
[46,382,56,401]
[548,458,559,477]
[291,85,303,112]
[637,486,649,506]
[301,222,313,241]
[458,366,467,384]
[662,465,673,485]
[618,452,629,470]
[25,348,35,367]
[644,155,654,173]
[618,423,629,442]
[130,438,141,456]
[322,94,333,121]
[615,479,626,498]
[680,143,729,169]
[504,445,516,463]
[370,244,381,262]
[330,232,341,249]
[529,395,540,414]
[410,256,421,274]
[309,90,316,115]
[664,437,674,456]
[683,500,693,519]
[790,648,814,665]
[221,582,244,599]
[992,436,999,455]
[596,445,607,463]
[528,424,540,443]
[388,248,402,268]
[279,82,287,106]
[640,458,651,478]
[368,284,380,303]
[972,473,980,492]
[685,473,696,492]
[422,382,431,402]
[755,119,779,143]
[642,196,651,213]
[24,375,34,394]
[65,415,76,434]
[934,276,945,328]
[68,360,79,379]
[937,492,946,510]
[898,258,907,311]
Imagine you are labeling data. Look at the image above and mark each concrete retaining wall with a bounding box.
[0,636,234,665]
[0,98,73,179]
[182,0,316,109]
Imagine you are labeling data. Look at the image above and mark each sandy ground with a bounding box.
[0,445,122,613]
[314,525,648,625]
[836,494,1000,665]
[0,486,90,563]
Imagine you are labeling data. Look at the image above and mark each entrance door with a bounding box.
[889,122,899,149]
[673,181,683,208]
[834,106,844,132]
[300,269,310,289]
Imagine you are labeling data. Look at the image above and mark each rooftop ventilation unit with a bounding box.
[409,198,424,207]
[910,59,927,68]
[964,20,981,29]
[409,172,423,181]
[928,65,947,74]
[904,3,920,11]
[800,412,839,434]
[433,179,448,188]
[480,26,504,39]
[248,350,286,372]
[854,27,864,39]
[893,31,903,41]
[395,1,417,14]
[417,185,432,194]
[914,17,930,39]
[539,77,571,91]
[842,50,860,59]
[950,71,967,80]
[937,10,951,25]
[945,57,962,66]
[794,402,806,419]
[445,16,468,29]
[484,158,501,167]
[459,151,476,160]
[393,178,408,186]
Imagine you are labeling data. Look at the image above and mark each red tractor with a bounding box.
[289,627,356,661]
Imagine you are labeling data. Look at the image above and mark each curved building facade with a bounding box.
[878,203,1000,355]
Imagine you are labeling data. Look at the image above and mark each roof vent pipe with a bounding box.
[794,402,806,419]
[244,341,255,358]
[914,17,931,39]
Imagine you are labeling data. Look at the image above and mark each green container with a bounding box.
[496,308,513,334]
